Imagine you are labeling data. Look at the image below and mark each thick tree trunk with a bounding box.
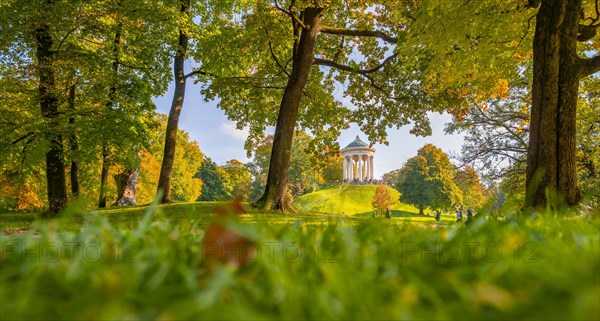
[254,8,323,211]
[68,84,80,196]
[157,0,190,204]
[113,169,138,206]
[526,0,582,207]
[36,2,68,216]
[419,205,424,215]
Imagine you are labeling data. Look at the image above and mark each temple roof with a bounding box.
[343,135,370,149]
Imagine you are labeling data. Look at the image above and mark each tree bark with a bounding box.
[526,0,583,207]
[98,18,122,208]
[98,146,109,208]
[68,83,80,197]
[157,0,190,204]
[36,0,68,216]
[113,169,138,206]
[254,8,323,211]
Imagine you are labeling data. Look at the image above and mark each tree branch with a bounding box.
[579,55,600,79]
[313,53,398,75]
[577,24,597,41]
[313,56,404,101]
[527,0,542,9]
[264,26,290,78]
[184,69,213,79]
[118,62,151,71]
[511,14,536,59]
[10,132,35,146]
[273,0,306,29]
[320,26,397,44]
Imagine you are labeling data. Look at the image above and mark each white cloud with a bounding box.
[218,122,249,142]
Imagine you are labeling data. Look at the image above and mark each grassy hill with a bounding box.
[294,184,420,216]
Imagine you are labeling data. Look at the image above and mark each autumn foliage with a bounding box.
[371,185,398,217]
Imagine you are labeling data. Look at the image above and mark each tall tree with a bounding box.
[67,83,80,197]
[203,1,454,211]
[98,18,123,208]
[399,0,599,207]
[525,0,600,206]
[157,0,192,203]
[2,0,174,212]
[35,0,68,215]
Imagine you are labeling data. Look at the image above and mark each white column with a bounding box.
[364,155,368,181]
[342,156,347,180]
[372,156,375,179]
[345,157,348,180]
[370,155,374,180]
[364,155,368,180]
[361,155,365,181]
[367,155,371,180]
[357,157,362,181]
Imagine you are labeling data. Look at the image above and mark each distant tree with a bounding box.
[196,157,229,201]
[576,77,600,207]
[445,82,530,182]
[381,169,403,187]
[248,132,332,200]
[317,150,343,185]
[454,166,486,209]
[221,160,253,201]
[396,156,432,215]
[372,186,397,217]
[136,114,203,204]
[397,145,463,214]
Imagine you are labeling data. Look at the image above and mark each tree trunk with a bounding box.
[36,1,68,216]
[113,169,138,206]
[526,0,582,207]
[419,205,424,215]
[98,19,122,208]
[157,0,190,204]
[254,8,323,211]
[68,83,80,197]
[98,146,109,208]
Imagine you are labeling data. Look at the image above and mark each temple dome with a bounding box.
[343,135,370,149]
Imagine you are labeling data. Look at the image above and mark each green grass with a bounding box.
[1,201,599,320]
[294,184,419,216]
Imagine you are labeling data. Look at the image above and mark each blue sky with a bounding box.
[152,80,465,179]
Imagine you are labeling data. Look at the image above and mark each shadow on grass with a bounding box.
[354,210,430,218]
